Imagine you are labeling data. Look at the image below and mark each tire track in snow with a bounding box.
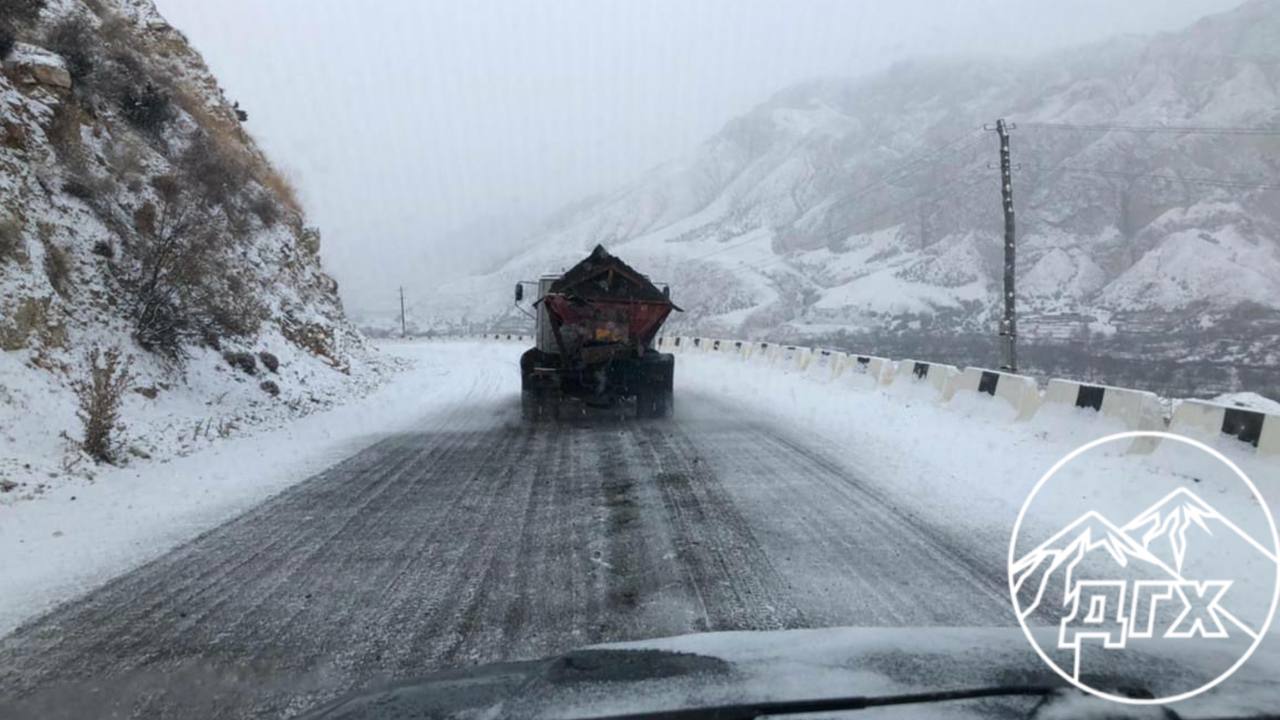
[0,389,1019,719]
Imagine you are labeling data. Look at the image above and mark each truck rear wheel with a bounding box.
[522,389,560,422]
[636,388,672,419]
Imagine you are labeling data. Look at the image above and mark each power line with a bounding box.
[1020,121,1280,137]
[1024,164,1280,191]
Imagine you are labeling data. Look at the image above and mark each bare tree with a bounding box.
[127,175,207,356]
[124,175,264,357]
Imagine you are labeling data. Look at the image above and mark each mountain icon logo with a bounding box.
[1007,431,1280,706]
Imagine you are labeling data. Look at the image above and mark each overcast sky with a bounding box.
[154,0,1239,313]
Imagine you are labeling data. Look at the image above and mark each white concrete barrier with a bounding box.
[709,338,744,359]
[952,367,1041,420]
[889,359,961,400]
[727,339,750,359]
[843,354,893,389]
[806,348,848,381]
[705,338,741,359]
[1044,379,1163,431]
[749,341,775,364]
[772,345,812,372]
[1170,400,1279,456]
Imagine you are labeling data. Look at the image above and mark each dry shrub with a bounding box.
[201,284,265,339]
[45,15,98,83]
[125,175,207,356]
[0,0,45,60]
[0,24,15,60]
[97,19,175,139]
[0,216,26,264]
[258,166,301,214]
[73,347,131,463]
[2,119,29,151]
[179,131,250,212]
[46,99,84,161]
[63,160,124,234]
[124,176,264,357]
[41,233,70,296]
[1,0,46,27]
[248,191,280,227]
[173,87,247,155]
[174,88,301,215]
[46,10,175,139]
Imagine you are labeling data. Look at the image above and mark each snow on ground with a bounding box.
[0,331,397,504]
[0,341,514,636]
[675,348,1280,633]
[1214,392,1280,415]
[4,338,1277,641]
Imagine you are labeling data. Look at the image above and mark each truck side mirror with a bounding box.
[514,283,524,302]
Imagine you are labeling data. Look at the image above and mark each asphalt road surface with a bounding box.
[0,390,1016,719]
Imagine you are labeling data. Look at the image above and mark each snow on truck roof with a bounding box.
[549,245,682,310]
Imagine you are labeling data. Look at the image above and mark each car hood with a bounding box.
[300,626,1280,719]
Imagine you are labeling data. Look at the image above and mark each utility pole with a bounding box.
[399,286,407,338]
[987,118,1018,372]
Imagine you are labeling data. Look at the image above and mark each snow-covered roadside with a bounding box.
[0,330,396,504]
[676,351,1280,628]
[0,341,515,637]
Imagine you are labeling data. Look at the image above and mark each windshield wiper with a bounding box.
[576,685,1085,720]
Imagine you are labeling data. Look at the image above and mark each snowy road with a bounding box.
[0,350,1016,719]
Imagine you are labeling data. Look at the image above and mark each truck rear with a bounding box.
[515,245,679,420]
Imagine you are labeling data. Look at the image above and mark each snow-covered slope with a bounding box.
[415,0,1280,395]
[1,0,393,497]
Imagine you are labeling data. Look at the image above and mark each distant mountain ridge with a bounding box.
[414,0,1280,397]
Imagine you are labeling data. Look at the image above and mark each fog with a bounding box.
[154,0,1239,315]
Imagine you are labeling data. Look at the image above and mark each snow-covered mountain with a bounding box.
[416,0,1280,397]
[1,0,391,491]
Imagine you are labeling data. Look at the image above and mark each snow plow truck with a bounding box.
[515,245,679,420]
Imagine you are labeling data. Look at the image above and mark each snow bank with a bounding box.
[675,349,1280,631]
[0,341,514,636]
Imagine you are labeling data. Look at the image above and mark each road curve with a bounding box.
[0,389,1015,719]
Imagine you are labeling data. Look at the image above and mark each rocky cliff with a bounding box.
[1,0,390,492]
